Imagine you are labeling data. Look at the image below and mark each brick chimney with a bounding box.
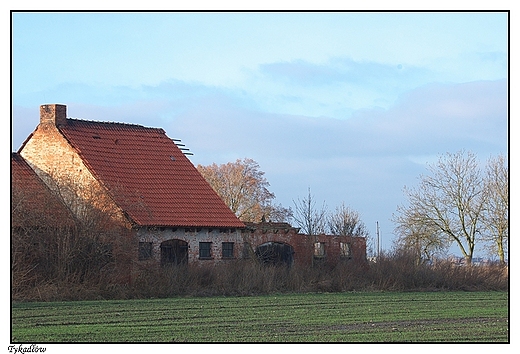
[40,104,67,127]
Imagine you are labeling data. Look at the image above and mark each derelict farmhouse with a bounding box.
[12,104,366,272]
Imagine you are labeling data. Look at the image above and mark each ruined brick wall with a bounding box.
[243,222,367,267]
[244,223,309,266]
[313,233,367,266]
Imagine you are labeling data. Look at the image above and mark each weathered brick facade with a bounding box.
[19,104,126,225]
[244,222,366,267]
[16,104,367,270]
[135,223,366,267]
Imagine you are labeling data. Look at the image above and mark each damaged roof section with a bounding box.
[56,118,245,229]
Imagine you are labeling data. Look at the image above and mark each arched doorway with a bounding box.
[160,239,188,266]
[255,242,294,266]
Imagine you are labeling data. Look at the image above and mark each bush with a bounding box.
[12,253,508,302]
[364,251,508,291]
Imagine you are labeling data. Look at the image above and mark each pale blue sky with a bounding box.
[12,12,507,112]
[10,10,509,256]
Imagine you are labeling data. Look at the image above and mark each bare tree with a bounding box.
[47,171,138,282]
[394,150,486,264]
[197,158,292,222]
[328,203,370,237]
[292,188,327,236]
[263,202,293,223]
[392,209,450,264]
[328,203,373,258]
[12,164,135,300]
[482,154,508,263]
[292,188,327,266]
[11,174,73,294]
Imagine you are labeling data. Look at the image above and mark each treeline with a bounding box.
[12,177,508,302]
[199,153,509,265]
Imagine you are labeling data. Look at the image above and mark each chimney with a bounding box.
[40,104,67,127]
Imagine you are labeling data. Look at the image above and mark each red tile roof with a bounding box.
[58,119,245,228]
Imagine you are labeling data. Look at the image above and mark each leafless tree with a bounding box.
[197,158,292,222]
[11,177,70,293]
[292,188,327,236]
[481,154,508,263]
[328,203,373,258]
[12,167,135,299]
[392,209,450,264]
[292,188,327,266]
[328,203,369,237]
[394,150,486,264]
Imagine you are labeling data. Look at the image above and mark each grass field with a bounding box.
[11,291,509,343]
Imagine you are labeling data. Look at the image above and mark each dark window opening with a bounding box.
[255,242,294,267]
[160,239,188,266]
[222,242,234,258]
[139,242,153,260]
[199,242,212,259]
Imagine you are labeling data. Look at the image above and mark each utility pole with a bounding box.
[380,227,383,257]
[376,221,380,259]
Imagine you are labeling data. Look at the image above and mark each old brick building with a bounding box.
[245,222,366,267]
[14,104,366,269]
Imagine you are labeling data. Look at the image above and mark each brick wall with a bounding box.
[245,222,367,267]
[137,227,245,265]
[135,222,367,267]
[20,106,127,226]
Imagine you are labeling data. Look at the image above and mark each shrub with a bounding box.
[12,253,508,302]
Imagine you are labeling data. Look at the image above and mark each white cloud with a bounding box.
[11,76,508,256]
[13,77,506,158]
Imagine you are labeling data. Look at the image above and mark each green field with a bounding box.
[11,291,508,343]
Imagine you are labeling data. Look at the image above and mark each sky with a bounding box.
[9,8,510,258]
